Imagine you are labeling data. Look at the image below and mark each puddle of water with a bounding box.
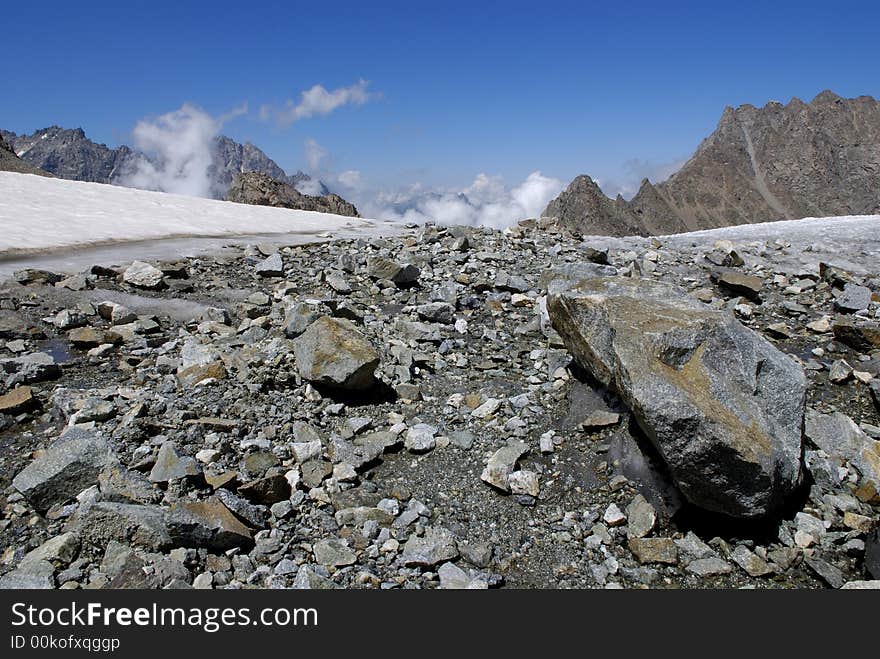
[37,337,74,364]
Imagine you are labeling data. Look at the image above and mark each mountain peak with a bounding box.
[544,92,880,236]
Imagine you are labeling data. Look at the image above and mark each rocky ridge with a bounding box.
[0,134,53,177]
[545,91,880,236]
[226,172,359,218]
[0,216,878,590]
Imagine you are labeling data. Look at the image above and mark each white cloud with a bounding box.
[120,103,246,198]
[357,171,565,229]
[304,138,328,171]
[262,80,378,126]
[337,169,362,189]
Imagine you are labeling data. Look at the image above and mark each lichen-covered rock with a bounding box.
[548,275,806,518]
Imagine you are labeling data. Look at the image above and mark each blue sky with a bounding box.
[2,0,879,198]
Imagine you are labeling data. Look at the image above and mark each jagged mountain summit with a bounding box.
[544,91,880,236]
[0,126,326,200]
[226,172,358,217]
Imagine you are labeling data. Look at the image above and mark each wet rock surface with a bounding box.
[0,217,878,589]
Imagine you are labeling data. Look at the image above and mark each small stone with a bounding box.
[807,317,832,333]
[603,503,627,527]
[731,545,773,577]
[480,440,529,492]
[255,253,284,277]
[149,442,201,483]
[401,527,459,567]
[829,360,854,384]
[834,283,872,313]
[123,261,165,289]
[20,532,80,568]
[581,410,621,430]
[313,538,357,567]
[625,495,656,539]
[628,537,678,565]
[0,386,37,414]
[508,470,540,496]
[292,317,379,391]
[712,269,763,300]
[686,557,732,576]
[843,511,874,533]
[166,498,253,551]
[437,562,487,589]
[805,556,845,588]
[405,423,437,453]
[471,397,502,419]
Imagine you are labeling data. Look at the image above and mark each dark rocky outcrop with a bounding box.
[226,171,359,217]
[0,134,53,177]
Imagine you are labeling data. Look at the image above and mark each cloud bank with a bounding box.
[261,80,378,126]
[349,171,564,229]
[120,103,245,198]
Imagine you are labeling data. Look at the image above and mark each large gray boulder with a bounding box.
[292,316,379,390]
[13,427,117,512]
[547,275,806,518]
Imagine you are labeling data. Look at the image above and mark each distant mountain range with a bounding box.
[0,126,327,200]
[544,90,880,235]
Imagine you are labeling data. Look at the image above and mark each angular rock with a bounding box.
[625,495,656,539]
[437,562,488,589]
[415,302,455,324]
[98,465,157,504]
[20,532,80,568]
[480,440,529,492]
[828,360,853,384]
[2,352,61,383]
[166,498,254,551]
[123,261,165,289]
[805,411,880,490]
[237,474,291,505]
[313,538,356,567]
[404,423,437,453]
[283,302,320,338]
[0,386,37,414]
[149,442,201,483]
[13,427,117,512]
[368,258,420,286]
[686,557,732,576]
[401,527,459,567]
[711,269,763,301]
[834,283,872,313]
[292,316,379,390]
[628,537,678,565]
[548,276,806,518]
[0,560,55,589]
[255,253,284,277]
[731,545,773,577]
[833,319,880,352]
[508,470,540,496]
[74,501,172,551]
